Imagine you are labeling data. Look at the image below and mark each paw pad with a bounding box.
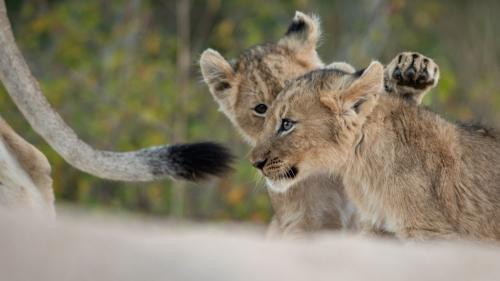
[388,52,439,90]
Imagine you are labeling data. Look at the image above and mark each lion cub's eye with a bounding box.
[279,118,296,134]
[253,104,268,116]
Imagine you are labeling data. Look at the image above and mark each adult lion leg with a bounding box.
[0,116,55,218]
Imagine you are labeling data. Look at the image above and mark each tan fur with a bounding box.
[251,61,500,241]
[201,12,439,237]
[0,117,54,218]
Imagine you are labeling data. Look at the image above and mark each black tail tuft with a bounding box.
[150,142,234,181]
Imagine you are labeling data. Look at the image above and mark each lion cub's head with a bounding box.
[250,61,385,192]
[200,12,324,145]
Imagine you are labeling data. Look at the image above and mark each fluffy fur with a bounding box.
[144,142,234,181]
[251,61,500,241]
[201,11,439,237]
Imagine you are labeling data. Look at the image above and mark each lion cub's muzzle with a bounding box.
[252,156,299,180]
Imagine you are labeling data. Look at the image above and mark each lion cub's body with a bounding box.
[346,95,500,240]
[266,175,357,236]
[201,13,353,236]
[252,63,500,241]
[202,12,439,237]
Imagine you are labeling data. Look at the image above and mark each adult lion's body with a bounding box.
[0,117,54,217]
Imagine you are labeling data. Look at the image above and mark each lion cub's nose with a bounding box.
[252,158,268,170]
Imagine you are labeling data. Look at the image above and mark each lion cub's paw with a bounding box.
[384,52,440,104]
[389,52,439,89]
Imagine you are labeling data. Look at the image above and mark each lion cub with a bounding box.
[201,12,439,237]
[251,61,500,241]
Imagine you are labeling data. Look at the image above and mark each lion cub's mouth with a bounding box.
[264,166,299,193]
[267,166,298,181]
[261,158,299,181]
[283,166,299,179]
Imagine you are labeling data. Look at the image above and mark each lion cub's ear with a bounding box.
[200,49,236,107]
[341,61,384,118]
[319,62,384,117]
[278,11,321,53]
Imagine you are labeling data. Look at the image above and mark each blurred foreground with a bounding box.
[2,209,500,281]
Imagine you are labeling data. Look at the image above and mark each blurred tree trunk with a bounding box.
[171,0,190,218]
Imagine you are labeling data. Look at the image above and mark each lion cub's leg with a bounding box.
[398,228,460,242]
[358,221,394,238]
[265,213,309,240]
[384,52,440,105]
[265,215,288,238]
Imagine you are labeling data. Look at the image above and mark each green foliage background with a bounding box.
[2,0,499,223]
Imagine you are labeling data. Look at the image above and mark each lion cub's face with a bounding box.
[200,12,323,145]
[250,62,385,192]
